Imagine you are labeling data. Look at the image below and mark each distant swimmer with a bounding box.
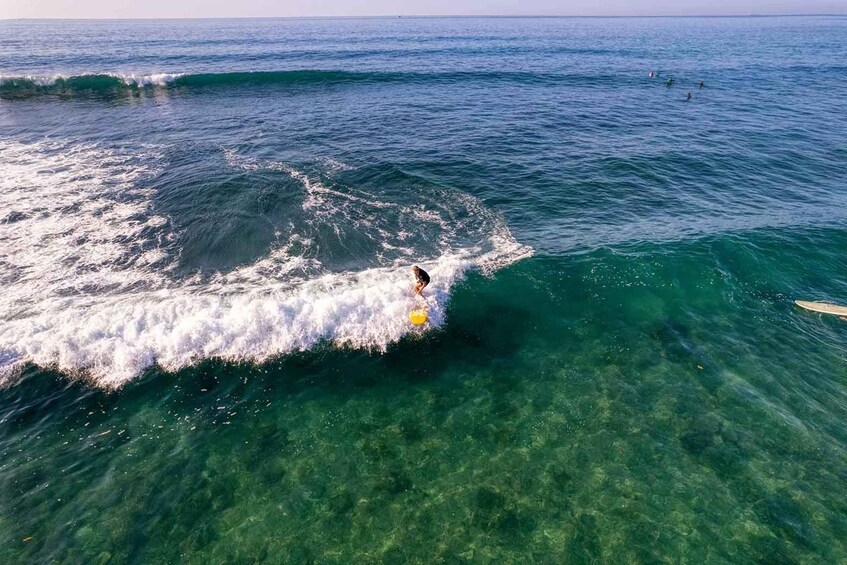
[699,80,705,88]
[648,71,655,79]
[666,77,675,87]
[687,92,692,101]
[412,265,430,295]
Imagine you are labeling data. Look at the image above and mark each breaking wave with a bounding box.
[0,139,531,388]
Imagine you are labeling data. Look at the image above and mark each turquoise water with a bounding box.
[2,16,847,562]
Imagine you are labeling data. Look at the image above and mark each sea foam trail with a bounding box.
[0,259,462,388]
[0,140,531,388]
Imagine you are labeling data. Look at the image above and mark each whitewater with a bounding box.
[0,138,530,387]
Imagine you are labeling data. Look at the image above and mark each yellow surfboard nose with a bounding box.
[410,308,428,325]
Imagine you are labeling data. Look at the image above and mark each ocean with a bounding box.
[2,15,847,562]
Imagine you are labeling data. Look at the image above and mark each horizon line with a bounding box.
[2,13,846,22]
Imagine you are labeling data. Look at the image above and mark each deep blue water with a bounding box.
[2,16,847,562]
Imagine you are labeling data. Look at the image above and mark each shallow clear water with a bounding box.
[2,16,847,563]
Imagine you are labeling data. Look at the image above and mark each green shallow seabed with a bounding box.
[3,227,847,564]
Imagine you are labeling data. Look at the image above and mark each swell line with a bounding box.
[0,69,618,99]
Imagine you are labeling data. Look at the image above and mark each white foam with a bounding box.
[115,73,184,87]
[0,141,531,388]
[0,72,183,88]
[0,74,64,87]
[0,259,467,388]
[0,140,173,307]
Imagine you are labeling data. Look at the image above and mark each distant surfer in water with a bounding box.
[412,265,430,295]
[687,92,692,101]
[699,80,705,88]
[648,71,655,79]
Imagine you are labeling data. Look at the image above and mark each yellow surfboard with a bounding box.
[410,308,428,325]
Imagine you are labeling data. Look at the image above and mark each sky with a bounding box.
[2,0,845,19]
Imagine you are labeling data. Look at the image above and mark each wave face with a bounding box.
[0,70,618,99]
[0,139,530,387]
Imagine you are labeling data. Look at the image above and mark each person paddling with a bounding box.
[412,265,430,296]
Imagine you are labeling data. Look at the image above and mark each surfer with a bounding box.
[412,265,430,296]
[648,71,655,79]
[699,80,705,88]
[666,77,674,87]
[687,92,692,101]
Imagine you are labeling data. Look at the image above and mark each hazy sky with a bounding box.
[2,0,845,19]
